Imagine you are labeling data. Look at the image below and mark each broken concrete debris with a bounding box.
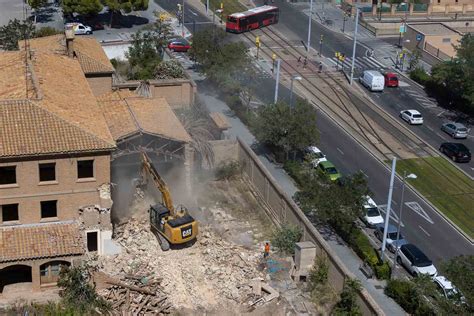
[89,215,280,312]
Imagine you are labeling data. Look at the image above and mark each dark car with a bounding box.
[168,39,191,52]
[384,72,399,87]
[439,142,471,163]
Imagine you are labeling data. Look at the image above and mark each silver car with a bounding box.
[441,122,469,139]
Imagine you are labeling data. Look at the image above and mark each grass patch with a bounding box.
[396,157,474,239]
[201,0,247,16]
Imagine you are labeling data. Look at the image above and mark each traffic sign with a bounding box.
[416,33,423,41]
[399,25,406,34]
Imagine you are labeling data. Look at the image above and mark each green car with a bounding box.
[318,161,342,182]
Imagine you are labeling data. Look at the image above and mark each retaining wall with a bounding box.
[235,137,384,315]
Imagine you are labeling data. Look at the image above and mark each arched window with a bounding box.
[40,260,70,285]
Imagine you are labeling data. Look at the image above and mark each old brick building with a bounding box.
[0,41,116,293]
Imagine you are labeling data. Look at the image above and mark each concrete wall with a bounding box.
[86,75,113,96]
[0,154,111,225]
[236,138,384,316]
[209,140,239,168]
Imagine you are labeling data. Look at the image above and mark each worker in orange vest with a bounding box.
[264,242,270,258]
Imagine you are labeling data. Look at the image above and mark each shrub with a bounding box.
[283,160,307,187]
[35,26,61,38]
[214,160,241,180]
[333,278,362,315]
[350,230,391,279]
[409,66,431,85]
[154,60,186,79]
[271,224,303,255]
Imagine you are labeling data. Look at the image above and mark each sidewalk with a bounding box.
[195,84,405,315]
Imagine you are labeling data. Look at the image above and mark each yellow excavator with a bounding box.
[140,152,198,251]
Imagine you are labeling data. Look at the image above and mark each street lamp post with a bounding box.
[349,8,359,85]
[289,75,302,110]
[393,172,417,273]
[274,59,281,104]
[307,0,313,60]
[182,0,185,37]
[381,157,397,262]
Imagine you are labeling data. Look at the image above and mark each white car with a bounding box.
[397,244,438,277]
[433,276,462,300]
[305,146,327,168]
[65,23,93,35]
[360,196,384,228]
[400,109,423,125]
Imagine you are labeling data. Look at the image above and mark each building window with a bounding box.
[1,204,19,222]
[0,166,16,185]
[41,200,57,218]
[87,231,98,252]
[77,160,94,179]
[40,261,70,284]
[39,163,56,182]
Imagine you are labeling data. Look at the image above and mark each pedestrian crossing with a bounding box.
[327,56,387,72]
[404,88,437,109]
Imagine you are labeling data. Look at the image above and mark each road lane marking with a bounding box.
[406,202,434,224]
[359,169,368,177]
[437,110,446,117]
[418,225,431,237]
[189,10,198,16]
[378,204,405,227]
[337,147,344,155]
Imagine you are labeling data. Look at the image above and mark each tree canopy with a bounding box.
[441,255,474,308]
[103,0,149,13]
[62,0,103,16]
[428,34,474,115]
[0,19,35,51]
[253,100,319,156]
[28,0,48,10]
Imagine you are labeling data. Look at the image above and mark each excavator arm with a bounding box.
[140,152,174,214]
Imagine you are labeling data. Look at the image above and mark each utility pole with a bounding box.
[206,0,209,14]
[319,34,323,57]
[381,157,397,262]
[274,59,281,104]
[182,0,185,37]
[306,0,313,60]
[349,8,359,85]
[342,14,347,33]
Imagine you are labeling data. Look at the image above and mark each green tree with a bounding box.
[333,278,362,316]
[270,224,302,255]
[441,255,474,307]
[125,31,162,80]
[253,100,319,159]
[28,0,48,9]
[103,0,149,26]
[295,172,369,239]
[57,265,109,313]
[0,19,35,51]
[62,0,103,16]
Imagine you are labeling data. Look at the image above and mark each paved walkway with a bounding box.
[195,84,405,315]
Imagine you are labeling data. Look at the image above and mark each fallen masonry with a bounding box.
[90,215,272,313]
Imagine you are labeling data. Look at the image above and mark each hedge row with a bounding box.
[350,230,391,280]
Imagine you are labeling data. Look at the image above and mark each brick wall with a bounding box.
[86,75,113,96]
[0,154,111,225]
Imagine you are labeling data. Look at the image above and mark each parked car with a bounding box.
[384,72,399,87]
[168,39,191,52]
[317,161,342,182]
[360,196,384,228]
[433,276,463,301]
[360,70,384,92]
[305,146,327,168]
[439,142,471,163]
[65,23,93,35]
[374,223,407,253]
[441,122,469,139]
[400,109,423,125]
[397,244,438,277]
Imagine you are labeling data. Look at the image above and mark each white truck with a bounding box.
[360,70,384,92]
[65,23,93,35]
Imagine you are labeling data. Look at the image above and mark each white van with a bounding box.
[65,23,92,35]
[360,70,384,92]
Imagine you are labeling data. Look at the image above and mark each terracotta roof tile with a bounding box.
[0,100,115,158]
[97,91,191,143]
[0,52,35,100]
[21,35,114,74]
[0,222,85,263]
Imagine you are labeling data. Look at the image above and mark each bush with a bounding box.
[35,27,61,38]
[154,60,186,79]
[409,66,431,85]
[214,160,241,180]
[271,224,303,255]
[350,230,391,279]
[283,160,307,187]
[385,279,435,315]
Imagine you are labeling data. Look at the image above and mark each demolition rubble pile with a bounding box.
[94,217,266,311]
[95,271,171,315]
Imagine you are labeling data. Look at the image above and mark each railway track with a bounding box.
[238,26,472,194]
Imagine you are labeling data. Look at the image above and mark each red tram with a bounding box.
[226,5,279,33]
